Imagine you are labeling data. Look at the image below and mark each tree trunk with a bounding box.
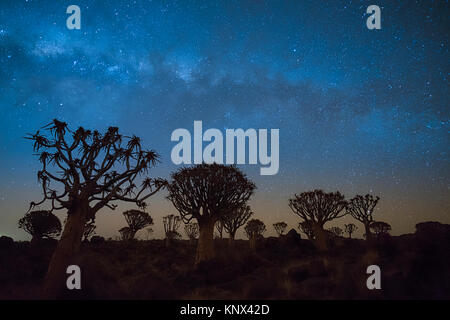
[165,237,171,247]
[196,221,215,264]
[312,222,328,251]
[42,204,87,298]
[249,235,256,250]
[228,232,235,246]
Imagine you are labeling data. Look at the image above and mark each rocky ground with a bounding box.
[0,221,449,299]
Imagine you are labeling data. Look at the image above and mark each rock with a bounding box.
[282,229,302,246]
[0,236,14,249]
[415,222,450,245]
[264,236,279,248]
[90,236,105,244]
[416,222,450,236]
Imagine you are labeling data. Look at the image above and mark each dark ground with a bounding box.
[0,222,449,300]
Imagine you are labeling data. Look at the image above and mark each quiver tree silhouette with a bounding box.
[273,222,288,237]
[123,209,154,240]
[83,221,96,241]
[119,227,134,241]
[26,119,165,298]
[222,205,253,246]
[344,223,358,239]
[369,221,391,238]
[163,214,182,246]
[167,164,255,264]
[298,221,315,240]
[289,190,347,250]
[346,194,380,241]
[184,223,199,245]
[215,220,224,239]
[328,226,343,238]
[245,219,266,250]
[18,210,62,245]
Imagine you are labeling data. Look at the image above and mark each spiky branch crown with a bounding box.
[244,219,266,239]
[346,194,380,224]
[273,221,288,236]
[288,189,347,227]
[222,205,253,236]
[123,209,153,234]
[26,119,166,220]
[167,164,255,225]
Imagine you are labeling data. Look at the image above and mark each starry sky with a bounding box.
[0,0,448,240]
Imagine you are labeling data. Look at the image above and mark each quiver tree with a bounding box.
[298,221,315,240]
[123,209,154,240]
[184,223,199,244]
[369,221,391,238]
[244,219,266,250]
[167,164,255,264]
[344,223,357,239]
[83,221,96,241]
[273,222,288,237]
[18,210,62,245]
[289,190,347,250]
[346,194,380,241]
[222,205,253,245]
[163,214,182,246]
[119,227,134,241]
[26,119,165,297]
[328,226,343,238]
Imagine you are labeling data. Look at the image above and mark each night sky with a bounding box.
[0,0,448,240]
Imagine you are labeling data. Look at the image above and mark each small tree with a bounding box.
[344,223,358,239]
[222,205,253,245]
[328,226,343,238]
[167,164,255,263]
[18,210,62,244]
[123,209,153,240]
[215,220,224,239]
[370,221,391,238]
[346,194,380,241]
[184,223,199,245]
[273,222,288,237]
[245,219,266,250]
[163,214,182,246]
[26,119,165,297]
[83,221,96,241]
[289,190,347,250]
[119,227,134,241]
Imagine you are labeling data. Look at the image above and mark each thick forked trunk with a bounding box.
[312,222,328,251]
[228,232,236,246]
[249,234,256,250]
[43,204,87,298]
[195,221,215,264]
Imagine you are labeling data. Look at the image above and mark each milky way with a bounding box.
[0,0,448,240]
